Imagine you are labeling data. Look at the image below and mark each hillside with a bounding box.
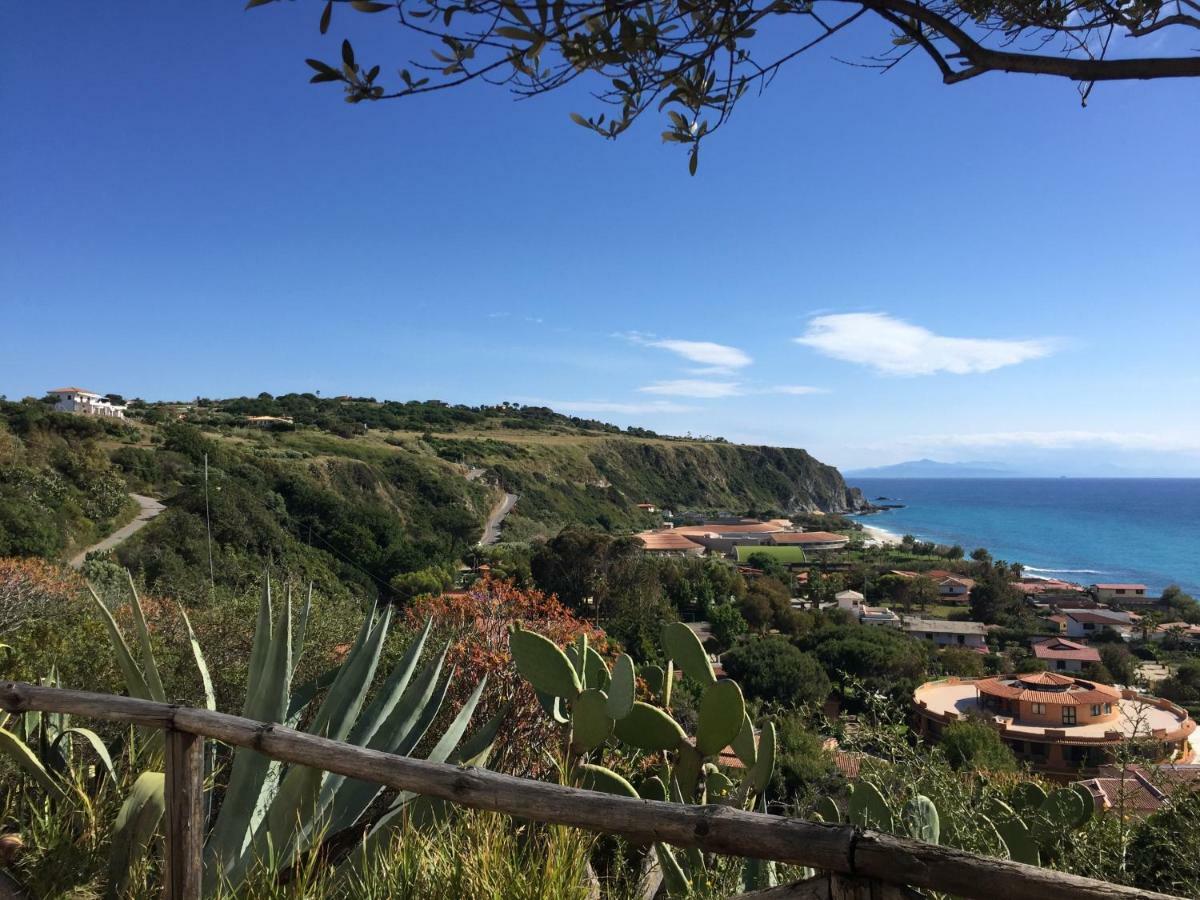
[0,395,865,598]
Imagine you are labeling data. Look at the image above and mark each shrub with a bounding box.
[722,636,830,707]
[940,718,1016,772]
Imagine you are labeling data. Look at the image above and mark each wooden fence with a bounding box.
[0,682,1182,900]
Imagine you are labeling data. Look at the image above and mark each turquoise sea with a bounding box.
[848,478,1200,595]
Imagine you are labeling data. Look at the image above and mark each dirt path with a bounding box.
[480,492,518,545]
[69,493,165,569]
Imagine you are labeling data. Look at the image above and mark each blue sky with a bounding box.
[2,4,1198,473]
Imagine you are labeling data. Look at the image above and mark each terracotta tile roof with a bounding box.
[1031,637,1102,663]
[976,673,1121,706]
[49,386,98,395]
[672,522,784,535]
[638,532,704,552]
[770,531,848,544]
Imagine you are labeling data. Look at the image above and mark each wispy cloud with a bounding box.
[795,313,1056,376]
[770,385,828,396]
[621,332,752,371]
[637,380,829,398]
[533,399,696,415]
[638,379,743,398]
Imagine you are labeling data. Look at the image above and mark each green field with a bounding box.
[734,545,809,565]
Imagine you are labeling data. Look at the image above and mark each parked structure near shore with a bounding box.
[913,672,1195,776]
[48,387,126,418]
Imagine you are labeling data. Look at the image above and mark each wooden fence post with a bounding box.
[164,729,205,900]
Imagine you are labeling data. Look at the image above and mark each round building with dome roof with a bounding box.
[914,672,1195,775]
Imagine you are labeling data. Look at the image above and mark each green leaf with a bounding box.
[109,771,166,897]
[661,622,715,685]
[319,0,332,33]
[125,573,166,703]
[731,713,756,768]
[0,726,63,798]
[569,112,590,128]
[606,654,636,720]
[305,58,340,77]
[689,145,699,176]
[178,605,215,711]
[351,0,392,10]
[695,680,745,757]
[613,702,685,753]
[497,26,540,42]
[509,627,581,699]
[747,720,775,794]
[86,584,151,701]
[575,763,639,798]
[245,0,276,8]
[656,843,692,895]
[341,39,356,69]
[571,689,614,752]
[53,727,117,785]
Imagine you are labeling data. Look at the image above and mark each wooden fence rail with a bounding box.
[0,682,1181,900]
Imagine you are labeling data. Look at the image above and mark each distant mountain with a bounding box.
[844,458,1023,479]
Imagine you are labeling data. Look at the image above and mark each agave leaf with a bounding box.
[178,604,216,711]
[204,586,292,886]
[324,646,452,834]
[108,771,166,898]
[52,727,117,784]
[291,583,314,675]
[265,609,391,860]
[86,584,151,701]
[125,571,167,702]
[286,664,342,727]
[0,726,64,799]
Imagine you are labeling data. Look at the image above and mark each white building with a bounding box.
[836,589,865,612]
[49,387,126,419]
[1062,609,1134,640]
[901,616,988,649]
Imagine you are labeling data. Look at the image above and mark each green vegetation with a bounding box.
[734,545,809,565]
[722,637,830,707]
[0,400,135,557]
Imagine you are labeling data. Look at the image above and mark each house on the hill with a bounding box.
[1091,583,1147,602]
[901,616,988,649]
[1063,608,1133,640]
[1030,636,1101,672]
[48,387,126,418]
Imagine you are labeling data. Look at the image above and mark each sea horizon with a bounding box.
[848,476,1200,596]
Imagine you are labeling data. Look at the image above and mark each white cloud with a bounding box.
[622,333,752,370]
[770,385,828,395]
[538,399,696,415]
[638,379,743,398]
[794,313,1055,376]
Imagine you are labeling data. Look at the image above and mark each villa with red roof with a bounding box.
[1062,608,1134,640]
[636,531,704,556]
[1030,636,1101,673]
[914,672,1195,774]
[1091,583,1147,602]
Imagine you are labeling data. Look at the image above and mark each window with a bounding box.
[1083,622,1095,630]
[1031,702,1046,715]
[957,635,965,644]
[1116,589,1126,595]
[1056,661,1066,670]
[1062,707,1077,725]
[1091,705,1102,717]
[1105,703,1112,714]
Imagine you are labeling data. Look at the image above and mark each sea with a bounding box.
[847,478,1200,596]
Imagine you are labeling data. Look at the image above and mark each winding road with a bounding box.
[480,491,518,546]
[69,493,165,569]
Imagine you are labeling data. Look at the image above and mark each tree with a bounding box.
[255,0,1200,173]
[708,600,748,651]
[969,570,1023,625]
[905,575,939,613]
[744,551,790,582]
[946,545,965,561]
[1097,643,1136,685]
[940,718,1016,772]
[941,646,986,678]
[739,576,793,632]
[1162,584,1200,624]
[722,636,831,707]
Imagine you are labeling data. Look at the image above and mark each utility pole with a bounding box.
[203,453,215,598]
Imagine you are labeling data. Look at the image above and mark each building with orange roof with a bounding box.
[635,531,705,556]
[914,672,1195,775]
[768,531,849,551]
[1031,636,1102,672]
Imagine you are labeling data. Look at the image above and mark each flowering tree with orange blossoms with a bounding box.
[407,576,609,776]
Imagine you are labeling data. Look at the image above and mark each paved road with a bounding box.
[480,492,518,545]
[69,493,166,569]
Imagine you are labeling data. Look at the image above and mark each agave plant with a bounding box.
[0,671,117,803]
[90,572,504,894]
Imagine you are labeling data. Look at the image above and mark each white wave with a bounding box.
[1022,566,1110,575]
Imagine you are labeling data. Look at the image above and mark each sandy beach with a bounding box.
[860,523,903,546]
